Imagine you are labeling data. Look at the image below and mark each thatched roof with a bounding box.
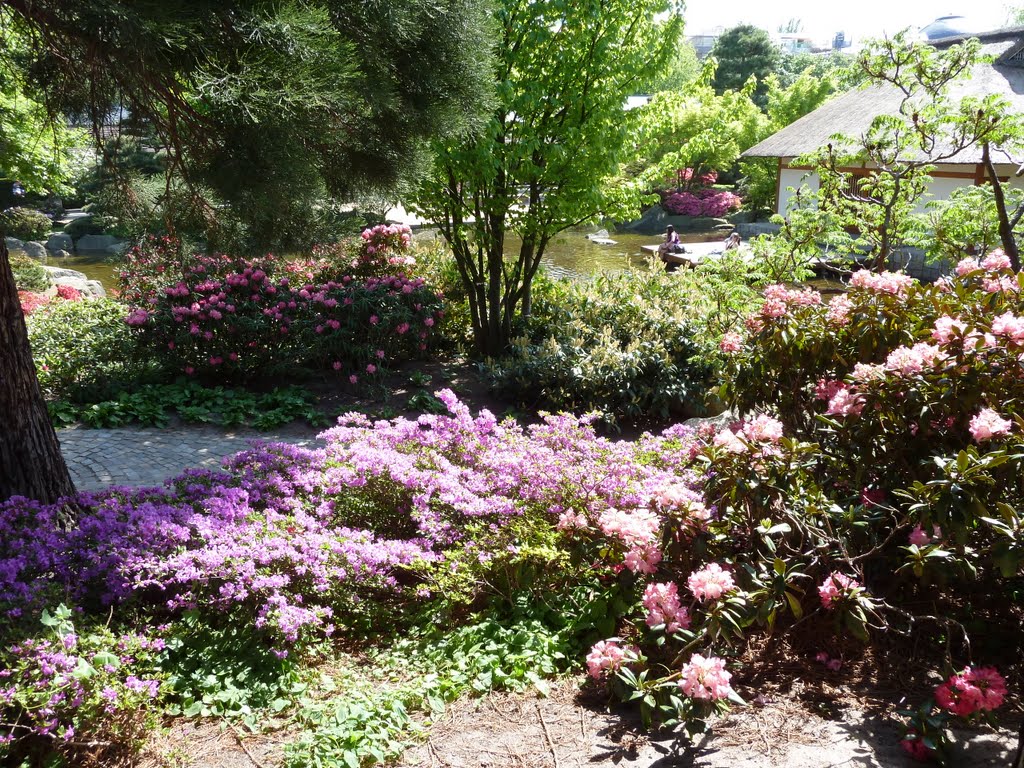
[742,29,1024,164]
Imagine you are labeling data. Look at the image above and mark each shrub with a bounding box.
[124,253,440,383]
[487,269,722,425]
[11,253,48,292]
[0,605,165,766]
[661,188,742,217]
[28,298,155,400]
[17,290,50,316]
[0,206,51,241]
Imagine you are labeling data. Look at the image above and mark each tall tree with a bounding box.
[413,0,682,356]
[791,33,1012,271]
[710,24,781,107]
[0,0,493,503]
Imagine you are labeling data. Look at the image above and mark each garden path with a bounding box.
[57,424,323,491]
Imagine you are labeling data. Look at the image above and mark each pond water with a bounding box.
[46,230,728,289]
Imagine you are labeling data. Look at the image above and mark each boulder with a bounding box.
[105,242,127,255]
[75,234,120,251]
[46,233,74,252]
[43,266,107,298]
[22,241,48,260]
[55,250,71,259]
[5,236,25,254]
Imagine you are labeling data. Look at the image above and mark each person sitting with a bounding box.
[723,232,741,251]
[659,225,686,272]
[659,225,682,256]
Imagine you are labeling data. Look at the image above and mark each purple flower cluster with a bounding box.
[661,189,742,218]
[0,609,162,758]
[1,394,705,651]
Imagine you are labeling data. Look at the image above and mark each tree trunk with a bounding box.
[0,237,77,503]
[982,142,1022,272]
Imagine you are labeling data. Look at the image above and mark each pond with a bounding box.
[42,229,729,289]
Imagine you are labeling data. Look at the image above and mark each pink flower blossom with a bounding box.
[851,363,885,383]
[366,364,377,374]
[719,332,743,353]
[826,294,853,326]
[901,734,933,761]
[969,408,1012,442]
[935,666,1007,716]
[687,563,736,601]
[955,257,980,276]
[849,270,915,296]
[884,343,943,377]
[818,572,860,609]
[826,386,865,417]
[932,315,968,344]
[991,312,1024,345]
[586,639,635,679]
[125,309,150,326]
[982,276,1019,294]
[678,654,733,700]
[814,379,845,402]
[642,582,691,633]
[743,415,784,443]
[981,250,1011,271]
[349,374,358,384]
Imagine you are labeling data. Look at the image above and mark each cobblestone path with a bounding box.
[58,426,323,491]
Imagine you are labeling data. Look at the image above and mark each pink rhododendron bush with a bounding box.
[118,228,439,382]
[710,254,1023,760]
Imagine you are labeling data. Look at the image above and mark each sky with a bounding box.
[684,0,1019,44]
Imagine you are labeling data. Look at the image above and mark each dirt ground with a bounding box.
[141,676,1018,768]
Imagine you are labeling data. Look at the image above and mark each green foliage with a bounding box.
[0,606,165,766]
[49,382,327,429]
[3,0,494,253]
[787,33,1020,269]
[286,616,575,768]
[0,27,87,196]
[710,25,781,107]
[158,610,303,727]
[924,184,1020,264]
[487,267,715,425]
[0,206,51,241]
[27,297,156,401]
[10,252,48,292]
[413,0,684,355]
[631,67,767,188]
[639,38,700,94]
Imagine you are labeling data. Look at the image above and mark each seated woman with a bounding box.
[658,225,682,256]
[723,232,741,250]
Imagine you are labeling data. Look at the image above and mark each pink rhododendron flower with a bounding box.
[851,363,885,383]
[981,250,1011,271]
[814,379,845,402]
[955,257,980,276]
[908,525,931,547]
[884,343,943,377]
[125,309,150,326]
[366,364,377,374]
[624,544,662,574]
[586,639,635,679]
[991,312,1024,345]
[982,276,1020,294]
[935,666,1007,716]
[743,414,784,443]
[719,332,743,353]
[932,315,968,344]
[818,572,860,609]
[556,510,587,530]
[826,294,853,326]
[678,654,733,700]
[969,408,1012,442]
[642,582,691,633]
[826,386,865,417]
[713,428,747,454]
[687,563,736,601]
[849,270,915,296]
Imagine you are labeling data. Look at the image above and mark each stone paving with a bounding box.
[58,425,324,491]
